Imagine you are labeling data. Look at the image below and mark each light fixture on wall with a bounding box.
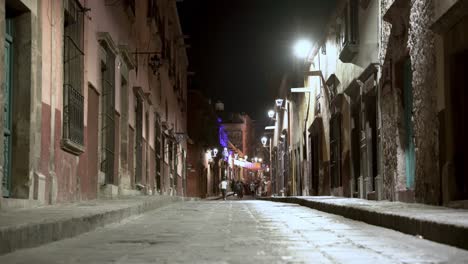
[261,136,268,146]
[293,39,312,59]
[275,99,284,108]
[132,50,162,76]
[268,110,276,120]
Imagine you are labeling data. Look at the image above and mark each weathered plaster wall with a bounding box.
[409,0,439,204]
[379,0,441,204]
[380,0,405,201]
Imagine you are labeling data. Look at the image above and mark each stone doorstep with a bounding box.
[0,196,192,256]
[260,197,468,251]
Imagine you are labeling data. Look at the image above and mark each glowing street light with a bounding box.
[213,148,218,157]
[268,110,275,119]
[261,136,268,146]
[259,158,263,163]
[293,39,312,59]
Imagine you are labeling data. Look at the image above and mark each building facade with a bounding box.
[186,90,218,198]
[0,0,188,209]
[268,0,467,206]
[218,108,256,181]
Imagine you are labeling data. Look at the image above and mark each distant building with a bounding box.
[186,90,218,198]
[216,106,256,181]
[217,111,256,159]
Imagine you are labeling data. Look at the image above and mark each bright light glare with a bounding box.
[294,39,312,59]
[268,110,275,118]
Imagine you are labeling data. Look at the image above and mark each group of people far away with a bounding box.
[219,179,260,200]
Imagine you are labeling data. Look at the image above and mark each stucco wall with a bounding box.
[409,0,440,204]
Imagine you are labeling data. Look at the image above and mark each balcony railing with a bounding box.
[63,84,84,151]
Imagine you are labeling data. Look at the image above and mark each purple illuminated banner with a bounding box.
[233,159,261,170]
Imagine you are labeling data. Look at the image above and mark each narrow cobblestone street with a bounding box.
[1,200,468,264]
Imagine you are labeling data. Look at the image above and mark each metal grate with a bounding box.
[330,113,342,188]
[135,95,143,184]
[63,0,84,148]
[155,120,161,190]
[63,84,84,145]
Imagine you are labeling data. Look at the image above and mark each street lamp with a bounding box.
[259,158,263,163]
[261,136,268,146]
[268,110,275,119]
[275,99,284,108]
[213,148,218,157]
[293,39,312,59]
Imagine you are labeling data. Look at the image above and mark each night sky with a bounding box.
[178,0,336,123]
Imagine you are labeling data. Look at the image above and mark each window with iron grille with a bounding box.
[330,113,342,188]
[155,117,161,190]
[174,143,179,187]
[62,0,84,153]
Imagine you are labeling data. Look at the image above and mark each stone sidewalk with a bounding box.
[0,195,193,255]
[260,196,468,250]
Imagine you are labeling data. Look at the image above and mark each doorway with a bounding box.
[135,94,143,184]
[310,133,320,195]
[403,58,415,189]
[100,49,116,185]
[351,104,360,197]
[2,18,13,197]
[86,85,99,199]
[330,113,342,190]
[451,50,468,199]
[309,119,323,196]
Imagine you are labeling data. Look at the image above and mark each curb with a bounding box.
[260,197,468,250]
[0,196,192,255]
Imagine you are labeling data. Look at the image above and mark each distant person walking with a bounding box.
[219,178,228,201]
[236,181,244,199]
[250,182,256,198]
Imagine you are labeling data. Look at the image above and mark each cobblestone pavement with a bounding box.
[2,200,468,264]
